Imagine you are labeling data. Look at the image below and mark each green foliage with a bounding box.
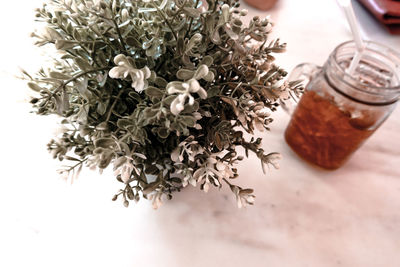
[25,0,301,209]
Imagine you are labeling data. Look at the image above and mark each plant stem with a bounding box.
[171,0,188,21]
[152,3,178,41]
[63,67,110,91]
[112,18,128,54]
[88,25,117,53]
[45,67,110,106]
[105,89,124,122]
[66,158,88,172]
[222,177,233,187]
[57,22,100,67]
[185,0,200,38]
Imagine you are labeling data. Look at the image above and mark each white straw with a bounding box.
[337,0,365,74]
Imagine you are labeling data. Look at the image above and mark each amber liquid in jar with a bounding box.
[284,91,376,169]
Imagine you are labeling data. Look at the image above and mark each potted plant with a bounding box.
[25,0,300,208]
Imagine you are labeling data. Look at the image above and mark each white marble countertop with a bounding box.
[1,0,399,266]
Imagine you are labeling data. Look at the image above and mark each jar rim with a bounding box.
[331,40,400,94]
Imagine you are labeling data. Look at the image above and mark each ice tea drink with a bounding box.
[284,41,400,169]
[284,91,375,169]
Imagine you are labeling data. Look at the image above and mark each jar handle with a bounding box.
[282,63,321,115]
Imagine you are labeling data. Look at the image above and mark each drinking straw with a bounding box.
[337,0,365,75]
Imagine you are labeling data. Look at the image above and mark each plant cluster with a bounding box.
[25,0,301,208]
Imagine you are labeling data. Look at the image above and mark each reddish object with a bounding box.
[243,0,278,10]
[357,0,400,34]
[284,91,375,170]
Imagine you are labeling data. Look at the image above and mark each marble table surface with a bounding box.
[0,0,399,266]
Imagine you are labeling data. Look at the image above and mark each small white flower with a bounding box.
[266,153,282,169]
[113,156,139,184]
[171,147,184,163]
[182,173,197,187]
[216,160,234,179]
[121,8,129,21]
[175,168,196,187]
[231,186,255,208]
[272,80,290,100]
[109,54,151,92]
[171,136,204,163]
[167,78,207,115]
[255,107,271,117]
[148,191,164,209]
[192,155,224,192]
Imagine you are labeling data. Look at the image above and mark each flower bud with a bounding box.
[121,8,129,21]
[221,4,230,22]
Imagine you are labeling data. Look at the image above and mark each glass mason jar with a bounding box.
[284,41,400,169]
